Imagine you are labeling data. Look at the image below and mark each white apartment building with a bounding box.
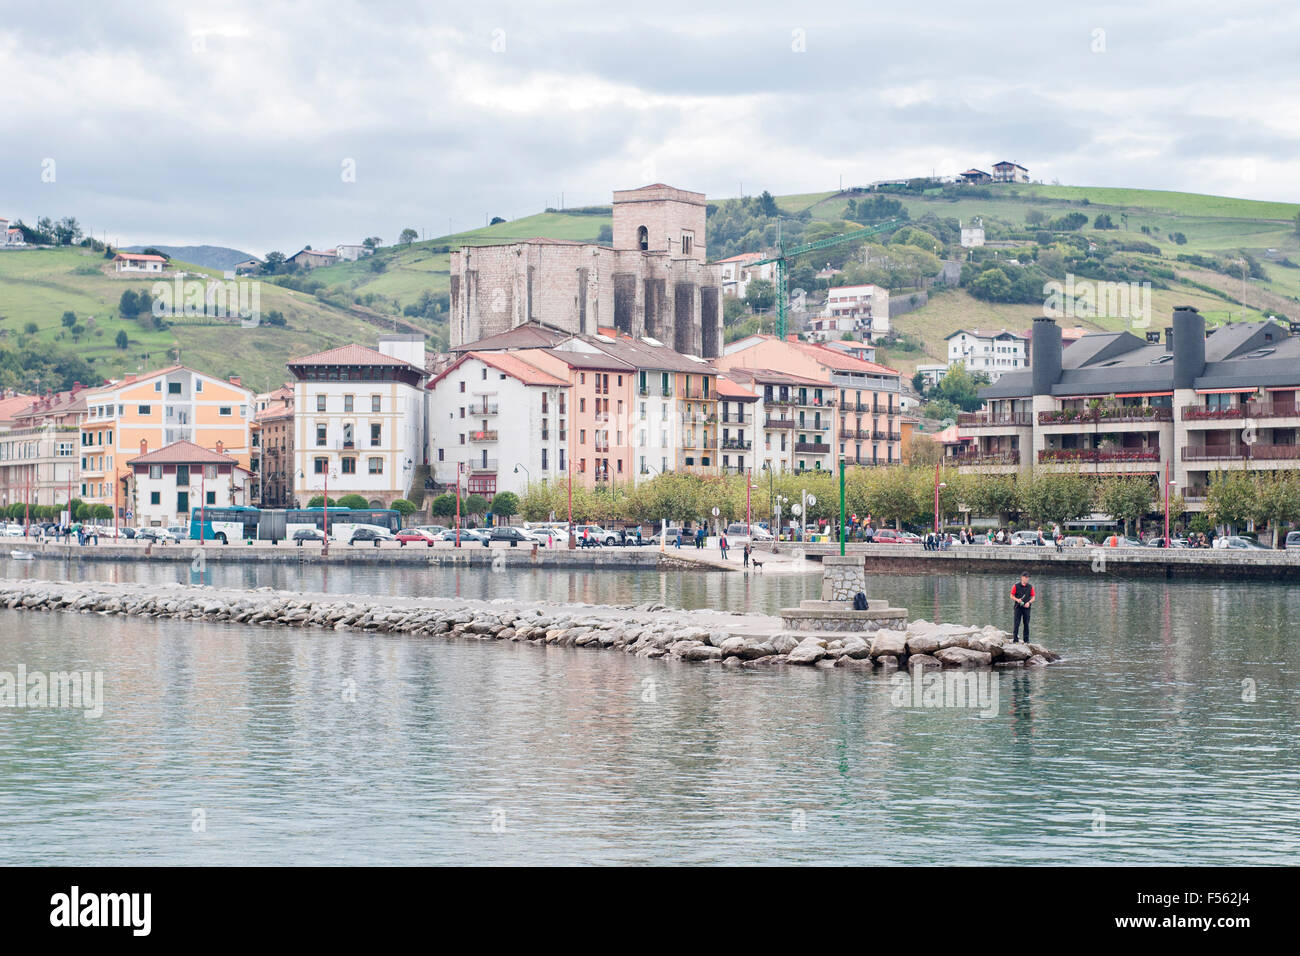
[427,350,569,498]
[716,253,776,300]
[289,336,426,507]
[335,244,374,262]
[945,328,1028,381]
[807,284,890,342]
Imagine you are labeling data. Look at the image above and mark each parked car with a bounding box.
[1061,536,1092,548]
[395,529,439,547]
[489,526,541,546]
[1145,536,1188,548]
[722,522,775,545]
[415,525,448,537]
[136,527,178,543]
[1286,531,1300,551]
[871,529,909,544]
[1216,535,1270,550]
[1,524,24,537]
[1102,535,1145,548]
[437,528,487,543]
[292,528,327,545]
[348,527,395,547]
[166,526,187,539]
[1011,530,1047,546]
[572,525,618,546]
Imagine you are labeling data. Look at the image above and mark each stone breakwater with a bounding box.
[0,579,1060,671]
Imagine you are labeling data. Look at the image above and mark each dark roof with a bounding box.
[584,334,710,373]
[450,324,570,352]
[287,344,419,370]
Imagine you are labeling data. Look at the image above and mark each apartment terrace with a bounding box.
[958,412,1033,427]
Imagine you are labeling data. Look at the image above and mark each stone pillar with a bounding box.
[822,554,867,601]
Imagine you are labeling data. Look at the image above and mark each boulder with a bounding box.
[869,632,908,658]
[906,653,943,671]
[718,637,748,657]
[999,642,1032,662]
[772,634,800,655]
[787,639,827,665]
[682,644,723,662]
[738,641,776,660]
[934,646,993,668]
[905,634,941,656]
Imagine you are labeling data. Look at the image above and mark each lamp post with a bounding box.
[746,467,753,536]
[774,494,788,553]
[567,461,574,550]
[200,464,206,546]
[455,462,462,548]
[1164,461,1174,546]
[932,461,947,534]
[839,457,847,556]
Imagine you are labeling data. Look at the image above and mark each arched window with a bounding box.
[636,225,648,250]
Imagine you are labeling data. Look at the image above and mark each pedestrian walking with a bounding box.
[743,542,751,567]
[719,533,728,560]
[1011,572,1035,643]
[675,528,682,549]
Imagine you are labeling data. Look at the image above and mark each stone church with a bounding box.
[449,184,724,357]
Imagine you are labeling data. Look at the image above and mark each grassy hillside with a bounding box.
[4,180,1296,391]
[0,248,399,392]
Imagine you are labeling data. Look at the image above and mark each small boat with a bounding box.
[10,550,35,560]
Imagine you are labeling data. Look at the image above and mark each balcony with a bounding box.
[888,431,901,441]
[960,412,1033,427]
[681,414,717,426]
[1246,401,1300,419]
[469,430,498,442]
[1039,407,1173,425]
[764,416,797,429]
[1038,448,1161,463]
[466,401,499,415]
[1180,404,1245,421]
[1182,443,1300,461]
[683,388,714,400]
[794,441,831,454]
[721,438,752,451]
[468,459,498,473]
[719,412,753,425]
[954,451,1021,466]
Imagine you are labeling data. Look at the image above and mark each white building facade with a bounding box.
[427,351,569,498]
[807,284,890,342]
[289,337,426,507]
[945,329,1028,382]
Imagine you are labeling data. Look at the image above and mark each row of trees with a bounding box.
[472,468,1300,542]
[2,500,111,522]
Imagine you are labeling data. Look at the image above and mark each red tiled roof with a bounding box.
[715,375,758,400]
[114,253,167,262]
[127,440,244,467]
[789,340,900,376]
[287,344,418,369]
[428,351,570,389]
[0,393,36,421]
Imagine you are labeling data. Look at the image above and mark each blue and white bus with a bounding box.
[189,506,262,543]
[190,506,401,543]
[285,507,400,541]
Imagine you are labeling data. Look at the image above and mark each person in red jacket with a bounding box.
[1011,572,1035,643]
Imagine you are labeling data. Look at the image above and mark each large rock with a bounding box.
[682,644,723,662]
[841,636,871,659]
[869,632,909,658]
[934,646,993,668]
[907,653,943,671]
[739,641,776,660]
[998,642,1033,662]
[1028,644,1060,662]
[772,634,800,655]
[787,638,827,665]
[718,637,748,657]
[905,634,941,656]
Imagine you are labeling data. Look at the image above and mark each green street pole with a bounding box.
[839,458,847,556]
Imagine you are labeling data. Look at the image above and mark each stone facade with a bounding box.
[821,554,868,600]
[450,185,723,358]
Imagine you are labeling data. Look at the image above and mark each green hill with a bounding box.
[4,182,1296,392]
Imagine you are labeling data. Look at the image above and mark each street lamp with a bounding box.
[774,493,789,553]
[1164,462,1176,546]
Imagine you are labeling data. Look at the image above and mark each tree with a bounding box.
[744,279,775,312]
[306,496,337,507]
[490,491,520,524]
[61,311,77,328]
[1093,214,1115,229]
[429,493,457,518]
[911,371,926,395]
[362,237,382,250]
[336,494,369,510]
[391,498,417,521]
[118,290,139,317]
[399,228,419,245]
[489,216,506,226]
[964,474,1019,524]
[1249,473,1300,547]
[904,432,941,467]
[723,296,748,326]
[262,251,286,274]
[1018,472,1095,528]
[1097,477,1154,536]
[757,190,779,218]
[930,362,988,412]
[597,224,613,243]
[1204,471,1253,534]
[462,494,488,518]
[1026,208,1047,226]
[968,267,1012,301]
[115,330,129,349]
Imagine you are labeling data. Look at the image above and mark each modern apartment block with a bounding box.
[715,376,759,475]
[289,337,426,508]
[78,367,254,515]
[722,368,836,474]
[964,310,1300,508]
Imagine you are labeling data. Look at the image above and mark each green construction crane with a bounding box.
[747,218,906,339]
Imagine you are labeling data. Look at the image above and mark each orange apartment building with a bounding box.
[78,366,254,517]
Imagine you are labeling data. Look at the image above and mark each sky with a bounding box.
[3,0,1298,255]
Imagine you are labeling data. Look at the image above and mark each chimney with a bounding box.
[139,439,148,457]
[229,376,241,387]
[1031,316,1062,396]
[216,440,224,454]
[1164,327,1174,352]
[1171,306,1206,389]
[786,333,799,342]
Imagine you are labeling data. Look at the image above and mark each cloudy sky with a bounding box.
[3,1,1297,254]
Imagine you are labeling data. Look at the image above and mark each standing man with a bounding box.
[1011,572,1036,643]
[743,541,751,568]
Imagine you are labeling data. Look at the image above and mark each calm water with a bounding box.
[1,558,1298,865]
